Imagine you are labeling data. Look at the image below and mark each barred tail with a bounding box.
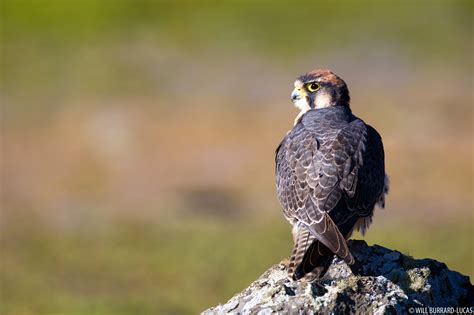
[294,240,333,281]
[287,224,316,279]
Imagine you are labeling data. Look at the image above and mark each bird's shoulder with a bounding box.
[277,108,345,152]
[275,107,382,162]
[295,107,357,143]
[364,123,383,145]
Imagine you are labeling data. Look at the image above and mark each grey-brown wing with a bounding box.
[276,125,320,221]
[276,123,355,264]
[341,124,385,217]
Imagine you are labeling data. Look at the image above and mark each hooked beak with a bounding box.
[290,88,305,103]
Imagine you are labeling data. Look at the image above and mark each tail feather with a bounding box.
[294,240,333,281]
[287,224,317,279]
[293,214,361,281]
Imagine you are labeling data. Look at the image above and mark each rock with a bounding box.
[203,240,473,314]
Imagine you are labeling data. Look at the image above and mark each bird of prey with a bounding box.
[275,69,388,281]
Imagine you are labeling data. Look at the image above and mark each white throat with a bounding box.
[293,98,311,125]
[293,97,310,112]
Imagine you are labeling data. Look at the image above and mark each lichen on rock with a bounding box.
[203,240,473,314]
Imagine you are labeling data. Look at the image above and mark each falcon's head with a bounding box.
[291,69,350,113]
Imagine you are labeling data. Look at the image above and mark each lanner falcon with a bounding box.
[275,69,388,281]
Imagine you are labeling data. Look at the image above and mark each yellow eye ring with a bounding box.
[306,82,320,92]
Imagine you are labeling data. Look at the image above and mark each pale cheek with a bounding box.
[314,93,332,108]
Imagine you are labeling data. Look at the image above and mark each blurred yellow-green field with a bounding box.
[1,1,473,314]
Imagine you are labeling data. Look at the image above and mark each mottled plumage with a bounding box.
[276,69,388,281]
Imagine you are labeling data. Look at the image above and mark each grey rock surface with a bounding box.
[203,240,473,314]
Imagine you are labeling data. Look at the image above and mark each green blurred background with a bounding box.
[1,0,473,314]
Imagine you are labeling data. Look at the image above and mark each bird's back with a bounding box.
[276,106,384,219]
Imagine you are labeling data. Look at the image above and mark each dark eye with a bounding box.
[307,82,320,92]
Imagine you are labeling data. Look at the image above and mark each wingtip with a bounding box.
[346,254,355,265]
